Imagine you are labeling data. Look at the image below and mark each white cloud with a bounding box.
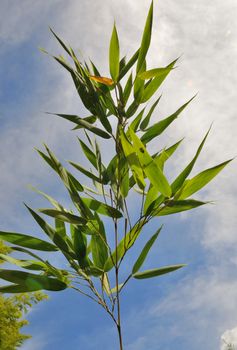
[221,327,237,349]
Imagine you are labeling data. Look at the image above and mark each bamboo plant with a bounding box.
[0,2,231,349]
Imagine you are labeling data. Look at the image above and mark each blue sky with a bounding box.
[0,1,237,349]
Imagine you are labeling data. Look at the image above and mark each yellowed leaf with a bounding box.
[89,75,114,86]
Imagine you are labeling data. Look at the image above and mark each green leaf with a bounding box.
[104,220,145,272]
[119,155,129,198]
[0,269,67,292]
[139,67,174,80]
[124,73,133,105]
[132,226,162,274]
[49,27,71,55]
[141,95,196,144]
[39,208,87,225]
[143,184,159,215]
[109,23,120,81]
[28,185,63,210]
[71,225,89,268]
[90,214,108,269]
[171,126,211,194]
[129,128,171,197]
[78,138,98,169]
[154,138,184,170]
[25,205,72,254]
[69,161,101,183]
[141,57,179,103]
[156,199,207,216]
[120,129,146,189]
[80,197,123,218]
[0,231,58,251]
[133,264,186,279]
[177,159,232,199]
[140,95,162,130]
[118,49,139,81]
[130,108,146,132]
[52,113,111,139]
[0,254,46,271]
[136,1,153,73]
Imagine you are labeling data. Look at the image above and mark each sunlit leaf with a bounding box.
[141,95,196,144]
[0,231,58,251]
[156,199,207,216]
[81,197,122,218]
[109,23,120,81]
[0,269,67,292]
[129,128,171,197]
[136,1,153,73]
[132,226,162,274]
[139,67,174,80]
[177,159,232,199]
[140,95,162,130]
[120,129,146,189]
[39,208,87,225]
[133,264,186,279]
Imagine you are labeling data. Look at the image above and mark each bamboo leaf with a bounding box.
[118,49,139,81]
[104,221,145,272]
[120,129,146,189]
[154,138,184,170]
[39,208,87,225]
[0,254,47,271]
[0,269,67,292]
[141,57,179,103]
[141,95,196,144]
[133,264,186,279]
[129,128,172,197]
[139,67,174,80]
[136,1,153,73]
[78,138,98,169]
[156,199,207,216]
[130,108,146,132]
[51,113,111,138]
[91,214,108,269]
[90,75,114,86]
[109,23,120,81]
[71,225,89,268]
[81,197,123,218]
[132,226,162,274]
[140,95,162,130]
[171,126,211,194]
[49,27,71,55]
[124,73,133,105]
[69,161,101,183]
[25,205,72,254]
[177,159,232,199]
[0,231,58,251]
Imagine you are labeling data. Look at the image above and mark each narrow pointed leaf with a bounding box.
[90,75,114,86]
[140,95,162,130]
[154,138,184,170]
[81,197,122,218]
[91,214,108,269]
[78,138,97,169]
[118,48,139,81]
[0,231,58,251]
[49,27,71,55]
[141,95,196,144]
[104,220,145,272]
[139,67,174,80]
[178,159,232,199]
[124,73,133,105]
[171,126,211,194]
[129,128,172,197]
[133,264,186,279]
[132,226,162,274]
[109,24,120,81]
[69,161,101,182]
[39,208,87,225]
[120,129,146,189]
[136,1,153,73]
[141,57,179,103]
[130,108,146,132]
[0,254,46,271]
[156,199,207,216]
[0,269,67,291]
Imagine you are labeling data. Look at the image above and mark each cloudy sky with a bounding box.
[0,0,237,349]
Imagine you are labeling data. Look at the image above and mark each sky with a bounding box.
[0,0,237,349]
